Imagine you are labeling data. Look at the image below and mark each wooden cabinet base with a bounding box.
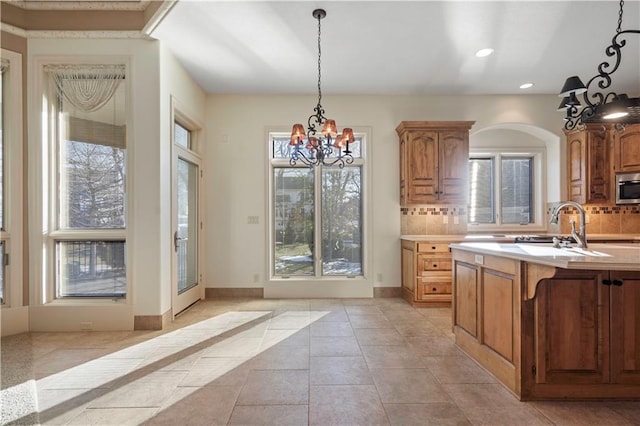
[401,286,451,307]
[452,248,640,401]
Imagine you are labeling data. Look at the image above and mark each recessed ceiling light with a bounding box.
[520,82,534,89]
[475,48,494,58]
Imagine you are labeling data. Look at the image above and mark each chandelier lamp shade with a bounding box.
[289,9,354,168]
[558,0,640,131]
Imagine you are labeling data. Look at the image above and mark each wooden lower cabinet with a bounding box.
[401,239,454,306]
[452,248,640,400]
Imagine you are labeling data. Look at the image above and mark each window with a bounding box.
[468,150,544,230]
[270,132,365,278]
[0,49,24,308]
[44,64,127,299]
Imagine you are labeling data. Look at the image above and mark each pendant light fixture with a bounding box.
[289,9,354,168]
[558,0,640,130]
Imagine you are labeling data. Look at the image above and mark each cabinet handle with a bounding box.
[612,279,623,286]
[433,264,438,268]
[603,279,612,286]
[432,287,437,292]
[431,246,436,250]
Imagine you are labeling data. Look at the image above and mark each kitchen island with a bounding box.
[449,242,640,400]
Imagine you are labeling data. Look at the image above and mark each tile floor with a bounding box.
[2,297,640,425]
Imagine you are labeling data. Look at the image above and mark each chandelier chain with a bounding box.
[617,0,624,33]
[316,12,322,107]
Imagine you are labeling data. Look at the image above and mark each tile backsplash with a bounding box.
[400,205,468,235]
[401,203,640,236]
[547,204,640,235]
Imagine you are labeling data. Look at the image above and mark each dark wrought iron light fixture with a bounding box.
[289,9,354,168]
[558,0,640,131]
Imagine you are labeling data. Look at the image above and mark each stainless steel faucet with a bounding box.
[549,201,588,249]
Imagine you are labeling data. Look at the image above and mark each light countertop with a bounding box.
[449,242,640,271]
[401,234,640,242]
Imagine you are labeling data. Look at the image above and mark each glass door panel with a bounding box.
[176,157,198,294]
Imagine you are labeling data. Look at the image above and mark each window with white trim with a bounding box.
[269,132,365,278]
[44,64,127,299]
[468,149,545,230]
[0,49,24,308]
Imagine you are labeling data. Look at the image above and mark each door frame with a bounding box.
[170,98,204,316]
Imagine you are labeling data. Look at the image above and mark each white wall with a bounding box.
[204,93,565,291]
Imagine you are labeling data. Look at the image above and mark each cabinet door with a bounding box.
[567,131,586,203]
[585,129,610,203]
[610,271,640,385]
[438,131,469,203]
[481,267,516,362]
[401,245,415,300]
[454,260,478,338]
[399,133,407,205]
[535,271,609,384]
[407,131,438,203]
[614,125,640,172]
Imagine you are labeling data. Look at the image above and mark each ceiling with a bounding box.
[146,1,640,96]
[8,1,640,97]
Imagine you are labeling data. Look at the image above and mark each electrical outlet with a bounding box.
[253,273,260,283]
[247,216,259,224]
[80,322,93,331]
[442,215,448,224]
[377,273,383,282]
[453,216,459,225]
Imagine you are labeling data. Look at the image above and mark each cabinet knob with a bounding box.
[603,279,612,286]
[433,264,437,268]
[432,287,437,292]
[613,279,623,286]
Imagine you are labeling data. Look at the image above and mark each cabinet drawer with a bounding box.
[417,243,450,254]
[418,282,452,298]
[418,255,452,273]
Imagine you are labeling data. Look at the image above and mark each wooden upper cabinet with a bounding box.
[396,121,475,204]
[613,124,640,173]
[566,124,612,204]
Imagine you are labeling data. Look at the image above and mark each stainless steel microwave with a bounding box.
[616,172,640,204]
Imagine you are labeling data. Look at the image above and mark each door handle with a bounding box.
[174,231,188,252]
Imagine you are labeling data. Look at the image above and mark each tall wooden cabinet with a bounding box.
[566,123,640,204]
[396,121,474,204]
[613,124,640,172]
[566,124,612,204]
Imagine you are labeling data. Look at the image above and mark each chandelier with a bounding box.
[289,9,354,168]
[558,0,640,131]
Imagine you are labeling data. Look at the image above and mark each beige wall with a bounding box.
[204,93,565,292]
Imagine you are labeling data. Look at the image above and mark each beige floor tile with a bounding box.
[310,356,373,385]
[384,402,471,425]
[237,370,309,405]
[346,305,384,315]
[361,345,426,369]
[354,328,407,346]
[248,345,309,370]
[228,405,309,425]
[309,384,389,425]
[5,297,640,426]
[459,405,554,425]
[405,335,461,356]
[310,320,354,337]
[371,368,451,404]
[260,328,310,349]
[425,355,497,384]
[310,335,362,357]
[349,313,393,329]
[393,320,443,337]
[529,401,637,425]
[143,384,241,425]
[64,408,160,425]
[443,383,520,407]
[179,356,250,387]
[312,309,350,322]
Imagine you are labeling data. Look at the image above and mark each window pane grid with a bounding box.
[270,132,364,278]
[56,240,125,298]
